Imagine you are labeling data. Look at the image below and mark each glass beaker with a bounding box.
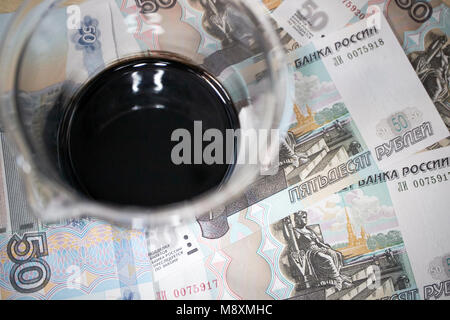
[0,0,292,228]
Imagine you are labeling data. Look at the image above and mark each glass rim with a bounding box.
[0,0,291,228]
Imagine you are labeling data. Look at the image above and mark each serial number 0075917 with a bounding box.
[173,279,219,298]
[412,173,449,189]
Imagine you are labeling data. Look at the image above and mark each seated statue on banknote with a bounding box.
[412,34,450,121]
[282,211,352,291]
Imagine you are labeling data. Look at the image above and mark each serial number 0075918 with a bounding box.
[346,38,385,60]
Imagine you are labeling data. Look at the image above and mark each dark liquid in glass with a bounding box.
[58,57,239,208]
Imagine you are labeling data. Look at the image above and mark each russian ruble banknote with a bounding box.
[0,0,448,300]
[150,147,450,301]
[0,0,281,300]
[383,147,450,300]
[0,0,158,300]
[268,0,450,147]
[144,15,449,301]
[0,214,156,300]
[151,172,420,300]
[158,11,447,251]
[288,13,448,168]
[0,131,155,299]
[132,1,450,301]
[149,135,450,301]
[0,135,157,299]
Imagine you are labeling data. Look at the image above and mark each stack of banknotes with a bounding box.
[0,0,449,300]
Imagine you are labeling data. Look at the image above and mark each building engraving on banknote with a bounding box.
[196,38,370,239]
[197,109,369,239]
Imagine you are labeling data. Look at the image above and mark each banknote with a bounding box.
[256,0,300,53]
[5,1,376,239]
[270,0,450,48]
[0,3,159,300]
[269,0,450,146]
[0,217,155,300]
[0,137,156,300]
[352,0,450,145]
[289,13,448,167]
[383,147,450,300]
[164,13,448,258]
[0,0,447,301]
[122,151,450,301]
[1,0,274,299]
[270,0,379,46]
[153,179,419,300]
[66,0,142,83]
[116,0,269,76]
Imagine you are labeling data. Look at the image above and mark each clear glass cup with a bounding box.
[0,0,291,228]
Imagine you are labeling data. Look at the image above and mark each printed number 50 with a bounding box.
[7,233,51,294]
[299,0,328,32]
[392,114,409,132]
[81,26,97,44]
